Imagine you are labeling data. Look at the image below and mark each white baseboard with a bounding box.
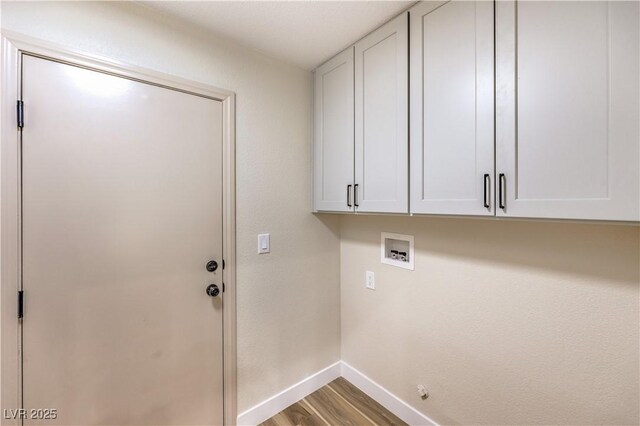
[340,361,438,426]
[237,361,342,425]
[236,360,437,426]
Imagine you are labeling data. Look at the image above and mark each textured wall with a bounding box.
[341,215,639,425]
[0,1,341,414]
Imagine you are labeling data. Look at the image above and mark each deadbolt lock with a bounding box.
[206,260,218,272]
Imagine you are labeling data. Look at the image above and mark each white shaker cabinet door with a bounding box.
[314,48,355,212]
[496,1,639,221]
[410,1,495,216]
[354,13,409,213]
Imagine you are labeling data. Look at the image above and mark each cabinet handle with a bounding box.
[347,184,352,208]
[354,184,359,207]
[498,173,506,210]
[483,174,490,209]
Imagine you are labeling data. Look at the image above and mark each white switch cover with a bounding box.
[366,271,375,290]
[258,233,270,254]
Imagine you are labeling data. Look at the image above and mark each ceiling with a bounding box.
[140,1,414,70]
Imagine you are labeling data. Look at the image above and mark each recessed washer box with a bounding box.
[381,232,414,270]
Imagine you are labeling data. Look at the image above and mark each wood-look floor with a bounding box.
[259,377,407,426]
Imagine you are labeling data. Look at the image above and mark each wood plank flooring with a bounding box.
[259,377,407,426]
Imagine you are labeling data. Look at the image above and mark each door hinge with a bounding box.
[17,290,24,319]
[222,259,225,270]
[17,100,24,129]
[222,283,225,293]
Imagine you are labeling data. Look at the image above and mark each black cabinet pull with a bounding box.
[347,184,352,207]
[483,174,490,209]
[354,184,359,207]
[498,173,506,210]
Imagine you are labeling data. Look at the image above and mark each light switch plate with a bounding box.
[258,233,270,254]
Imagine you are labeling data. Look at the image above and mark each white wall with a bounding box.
[341,215,639,425]
[0,1,341,414]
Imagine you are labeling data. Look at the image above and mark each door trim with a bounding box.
[0,31,237,425]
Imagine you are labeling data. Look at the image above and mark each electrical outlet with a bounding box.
[365,271,375,290]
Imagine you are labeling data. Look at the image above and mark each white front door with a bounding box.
[21,54,224,425]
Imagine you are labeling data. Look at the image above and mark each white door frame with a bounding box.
[0,32,237,425]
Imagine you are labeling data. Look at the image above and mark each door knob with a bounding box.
[206,284,220,297]
[206,260,218,272]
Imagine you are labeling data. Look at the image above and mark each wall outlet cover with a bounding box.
[366,270,375,290]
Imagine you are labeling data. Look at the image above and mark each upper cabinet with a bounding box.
[314,48,354,212]
[314,1,639,222]
[355,14,408,213]
[314,13,408,213]
[410,1,494,216]
[495,1,639,221]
